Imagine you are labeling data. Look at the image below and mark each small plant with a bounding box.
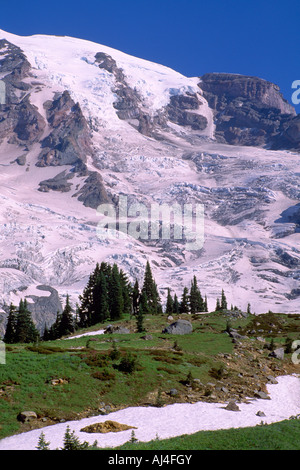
[118,352,137,374]
[155,388,164,408]
[61,426,89,450]
[129,430,138,443]
[172,340,182,351]
[109,341,121,360]
[209,365,226,380]
[36,432,50,450]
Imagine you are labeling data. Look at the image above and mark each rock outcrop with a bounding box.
[199,73,296,147]
[162,319,193,335]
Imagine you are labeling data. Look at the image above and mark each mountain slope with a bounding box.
[0,30,299,332]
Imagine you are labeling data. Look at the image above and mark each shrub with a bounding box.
[118,352,137,374]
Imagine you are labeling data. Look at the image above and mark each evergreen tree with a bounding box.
[59,295,75,337]
[36,432,50,450]
[4,303,17,344]
[189,276,204,314]
[136,302,145,333]
[15,299,39,343]
[215,298,221,311]
[119,269,132,315]
[132,279,140,316]
[42,323,50,342]
[139,289,149,316]
[165,288,174,314]
[141,261,161,314]
[93,271,110,323]
[173,293,180,314]
[179,287,189,313]
[109,264,124,320]
[48,311,62,340]
[78,265,99,327]
[204,295,208,312]
[221,289,227,310]
[61,426,89,450]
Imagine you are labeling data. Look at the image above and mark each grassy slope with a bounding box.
[0,311,299,449]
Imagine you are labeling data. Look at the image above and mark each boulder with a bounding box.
[104,325,130,334]
[162,319,193,335]
[17,411,37,423]
[140,334,153,340]
[269,348,285,360]
[225,401,240,411]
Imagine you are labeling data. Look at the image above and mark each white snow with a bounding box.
[64,329,105,339]
[0,374,298,450]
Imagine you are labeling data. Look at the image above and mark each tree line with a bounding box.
[3,260,231,343]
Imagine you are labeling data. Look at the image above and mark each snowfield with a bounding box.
[0,374,299,450]
[0,29,299,324]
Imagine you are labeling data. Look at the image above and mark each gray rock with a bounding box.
[169,388,178,396]
[229,329,248,340]
[225,401,240,411]
[267,375,278,384]
[17,411,37,423]
[140,334,153,340]
[254,391,270,400]
[162,319,193,335]
[104,325,130,334]
[269,347,285,360]
[256,410,266,417]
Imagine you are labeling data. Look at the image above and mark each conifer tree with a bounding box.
[42,323,50,341]
[4,303,17,344]
[221,289,227,310]
[189,276,204,314]
[59,295,75,337]
[78,267,98,327]
[204,295,208,312]
[165,288,174,314]
[136,302,145,333]
[119,269,132,315]
[173,293,180,314]
[15,299,39,343]
[215,298,221,311]
[132,279,140,316]
[48,311,62,340]
[179,287,189,313]
[109,263,124,320]
[141,261,161,314]
[93,271,110,323]
[36,432,50,450]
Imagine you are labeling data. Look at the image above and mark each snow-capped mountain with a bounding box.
[0,29,299,332]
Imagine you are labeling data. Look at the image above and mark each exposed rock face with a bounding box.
[95,52,208,137]
[38,170,74,193]
[73,171,111,209]
[37,91,92,171]
[166,93,208,130]
[25,285,63,331]
[95,52,150,133]
[0,40,45,146]
[271,114,300,150]
[199,73,296,147]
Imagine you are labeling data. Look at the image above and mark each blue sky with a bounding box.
[1,0,299,108]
